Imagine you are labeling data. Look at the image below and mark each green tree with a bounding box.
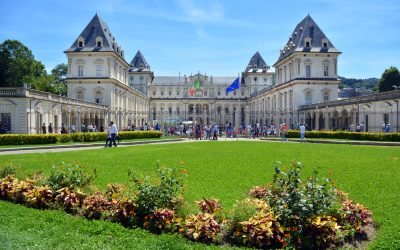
[378,66,400,92]
[51,63,68,95]
[0,39,46,87]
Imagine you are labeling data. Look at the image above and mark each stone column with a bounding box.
[245,106,250,125]
[77,107,81,132]
[324,112,329,130]
[67,109,71,133]
[314,112,319,131]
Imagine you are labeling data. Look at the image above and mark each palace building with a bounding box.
[1,14,399,133]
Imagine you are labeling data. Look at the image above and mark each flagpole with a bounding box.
[237,72,240,141]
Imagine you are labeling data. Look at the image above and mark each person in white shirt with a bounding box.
[107,121,118,147]
[299,124,306,143]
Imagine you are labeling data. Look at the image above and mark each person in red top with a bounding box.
[280,123,288,142]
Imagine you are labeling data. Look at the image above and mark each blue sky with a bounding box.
[1,0,399,78]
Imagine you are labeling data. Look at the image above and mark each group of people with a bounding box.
[349,122,365,132]
[41,123,68,134]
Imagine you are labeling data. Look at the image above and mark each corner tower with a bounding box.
[273,15,341,106]
[242,52,273,96]
[128,50,154,95]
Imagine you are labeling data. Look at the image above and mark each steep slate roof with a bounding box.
[65,14,125,59]
[128,50,151,72]
[273,15,340,66]
[245,52,271,73]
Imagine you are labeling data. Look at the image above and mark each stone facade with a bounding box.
[1,14,399,134]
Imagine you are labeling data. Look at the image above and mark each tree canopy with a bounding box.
[0,39,67,95]
[378,66,400,92]
[0,39,46,87]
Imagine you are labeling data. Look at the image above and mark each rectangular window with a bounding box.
[140,76,144,82]
[153,90,156,95]
[324,65,329,77]
[168,90,172,95]
[95,65,102,77]
[324,94,329,101]
[78,65,83,77]
[233,91,237,96]
[297,63,300,74]
[306,65,311,78]
[0,113,11,132]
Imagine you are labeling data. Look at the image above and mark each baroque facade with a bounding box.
[0,14,399,134]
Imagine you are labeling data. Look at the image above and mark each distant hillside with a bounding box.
[338,76,378,90]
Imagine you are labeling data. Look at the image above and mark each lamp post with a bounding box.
[393,85,399,132]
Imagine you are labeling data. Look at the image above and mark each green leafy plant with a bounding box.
[265,161,337,226]
[45,162,97,191]
[0,162,17,178]
[129,163,187,217]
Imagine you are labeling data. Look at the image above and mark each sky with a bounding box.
[0,0,399,79]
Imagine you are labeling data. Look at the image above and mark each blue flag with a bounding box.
[226,77,240,93]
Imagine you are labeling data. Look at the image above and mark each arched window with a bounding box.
[76,89,85,101]
[95,90,103,104]
[305,91,313,105]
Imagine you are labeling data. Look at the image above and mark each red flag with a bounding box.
[189,87,195,96]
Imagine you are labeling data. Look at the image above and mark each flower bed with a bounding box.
[0,161,374,249]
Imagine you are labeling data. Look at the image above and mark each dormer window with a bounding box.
[140,64,144,69]
[321,38,329,48]
[95,37,103,48]
[253,65,257,70]
[304,37,311,48]
[77,37,85,48]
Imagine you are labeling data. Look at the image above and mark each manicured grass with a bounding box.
[1,141,400,249]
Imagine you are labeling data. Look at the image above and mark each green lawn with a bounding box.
[1,141,400,249]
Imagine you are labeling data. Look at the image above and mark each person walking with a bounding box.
[281,123,288,142]
[42,123,46,134]
[299,124,306,143]
[107,121,118,147]
[48,123,53,134]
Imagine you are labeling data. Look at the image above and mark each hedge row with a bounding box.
[286,130,400,142]
[0,131,162,146]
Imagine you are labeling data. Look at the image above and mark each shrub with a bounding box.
[54,187,86,213]
[0,162,17,178]
[45,162,97,191]
[249,186,267,199]
[0,131,162,146]
[181,213,223,244]
[0,134,58,145]
[129,163,187,217]
[340,200,373,233]
[303,215,342,248]
[265,161,337,225]
[106,197,137,226]
[81,194,110,220]
[143,208,177,234]
[286,130,400,142]
[233,209,287,248]
[23,185,54,209]
[196,198,222,214]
